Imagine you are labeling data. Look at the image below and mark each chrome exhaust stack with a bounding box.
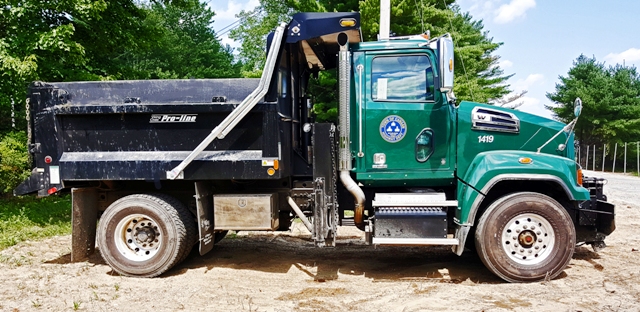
[337,32,366,231]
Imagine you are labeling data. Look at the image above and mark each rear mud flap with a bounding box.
[14,170,43,196]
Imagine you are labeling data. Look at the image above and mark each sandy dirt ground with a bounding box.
[1,170,639,312]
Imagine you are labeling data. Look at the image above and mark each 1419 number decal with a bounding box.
[478,135,494,143]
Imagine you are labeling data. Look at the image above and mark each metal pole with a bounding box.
[593,145,596,171]
[586,145,590,170]
[613,143,617,172]
[624,142,627,174]
[577,145,581,166]
[637,142,639,176]
[602,144,606,172]
[379,0,390,40]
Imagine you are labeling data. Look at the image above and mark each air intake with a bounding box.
[471,107,520,133]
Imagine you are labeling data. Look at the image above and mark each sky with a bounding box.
[209,0,640,119]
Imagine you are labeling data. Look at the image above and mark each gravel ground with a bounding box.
[1,170,639,312]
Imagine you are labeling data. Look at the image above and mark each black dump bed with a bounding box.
[15,12,363,196]
[16,79,282,196]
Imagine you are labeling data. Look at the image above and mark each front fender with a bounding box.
[456,151,590,226]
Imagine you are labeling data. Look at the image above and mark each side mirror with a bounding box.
[574,98,582,117]
[438,34,454,92]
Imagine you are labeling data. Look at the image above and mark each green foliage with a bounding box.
[228,0,296,74]
[310,71,339,122]
[0,0,107,131]
[546,55,640,145]
[120,0,242,79]
[318,0,359,12]
[0,131,30,195]
[0,195,72,250]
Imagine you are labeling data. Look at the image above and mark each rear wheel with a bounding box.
[475,192,575,282]
[97,194,196,277]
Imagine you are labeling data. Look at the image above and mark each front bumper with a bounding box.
[574,177,615,246]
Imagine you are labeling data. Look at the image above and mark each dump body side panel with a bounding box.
[16,79,284,195]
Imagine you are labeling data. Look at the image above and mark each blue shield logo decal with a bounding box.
[380,115,407,143]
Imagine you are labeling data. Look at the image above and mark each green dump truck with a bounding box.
[16,11,614,282]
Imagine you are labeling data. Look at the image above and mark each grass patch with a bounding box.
[0,195,72,250]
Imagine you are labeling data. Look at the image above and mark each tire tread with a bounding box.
[97,193,197,277]
[474,192,575,283]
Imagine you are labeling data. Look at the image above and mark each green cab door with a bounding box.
[354,50,455,186]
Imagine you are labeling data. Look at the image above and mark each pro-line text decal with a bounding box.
[149,114,197,123]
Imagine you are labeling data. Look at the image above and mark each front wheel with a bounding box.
[97,194,196,277]
[475,192,575,282]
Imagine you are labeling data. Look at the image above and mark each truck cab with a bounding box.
[352,40,455,187]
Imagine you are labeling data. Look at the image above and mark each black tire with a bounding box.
[475,192,575,283]
[97,194,196,277]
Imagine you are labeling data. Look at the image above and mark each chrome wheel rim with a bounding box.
[501,213,555,265]
[114,214,162,261]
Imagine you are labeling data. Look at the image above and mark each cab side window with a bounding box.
[371,55,434,102]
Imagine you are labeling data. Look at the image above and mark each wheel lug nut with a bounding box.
[538,238,543,242]
[520,249,524,252]
[523,225,528,229]
[531,225,535,230]
[516,229,521,233]
[514,244,519,247]
[536,231,541,235]
[535,246,540,249]
[513,236,517,240]
[528,250,532,253]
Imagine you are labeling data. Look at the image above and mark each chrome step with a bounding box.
[341,218,355,226]
[372,237,459,246]
[372,193,458,207]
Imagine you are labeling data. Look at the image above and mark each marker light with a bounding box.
[44,156,52,164]
[577,168,583,186]
[267,168,276,176]
[449,59,454,72]
[47,187,58,195]
[273,160,279,170]
[340,19,356,27]
[518,157,533,164]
